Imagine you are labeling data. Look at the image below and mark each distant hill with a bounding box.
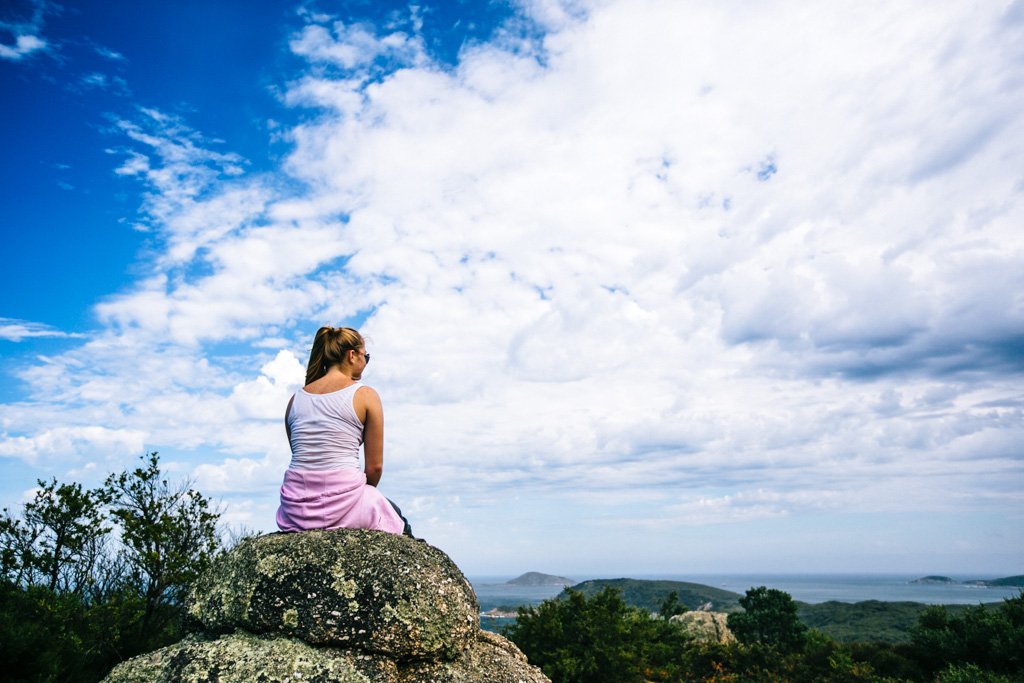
[799,601,926,643]
[977,575,1024,587]
[911,574,1024,587]
[911,575,956,584]
[506,572,577,587]
[561,578,742,613]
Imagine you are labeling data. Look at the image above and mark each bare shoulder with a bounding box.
[355,385,383,409]
[354,385,382,425]
[356,384,381,400]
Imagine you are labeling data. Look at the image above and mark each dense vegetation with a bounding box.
[504,587,692,682]
[798,600,989,644]
[560,577,1006,645]
[0,453,224,683]
[505,586,1024,683]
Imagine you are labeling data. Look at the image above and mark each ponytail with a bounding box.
[303,326,365,386]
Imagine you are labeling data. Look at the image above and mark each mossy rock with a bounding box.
[186,530,478,659]
[101,632,377,683]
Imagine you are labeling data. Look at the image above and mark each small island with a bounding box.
[910,576,956,585]
[506,571,577,587]
[911,574,1024,587]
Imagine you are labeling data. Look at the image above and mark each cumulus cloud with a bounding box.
[289,19,427,71]
[1,0,1022,569]
[0,426,146,465]
[228,350,305,420]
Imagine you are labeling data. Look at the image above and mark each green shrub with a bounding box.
[0,452,223,683]
[504,586,691,683]
[911,594,1024,676]
[728,586,808,653]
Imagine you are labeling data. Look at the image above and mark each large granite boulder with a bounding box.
[102,630,545,683]
[186,529,477,659]
[670,610,736,644]
[102,530,549,683]
[100,632,373,683]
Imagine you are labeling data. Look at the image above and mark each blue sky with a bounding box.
[2,0,1022,577]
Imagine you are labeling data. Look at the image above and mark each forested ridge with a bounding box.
[983,576,1024,588]
[563,578,743,612]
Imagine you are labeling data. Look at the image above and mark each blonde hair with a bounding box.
[304,326,365,385]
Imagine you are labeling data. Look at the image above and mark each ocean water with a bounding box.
[469,573,1022,614]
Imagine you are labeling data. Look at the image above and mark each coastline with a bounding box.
[473,574,1023,640]
[470,573,1023,611]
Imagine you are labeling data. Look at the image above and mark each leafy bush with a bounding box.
[0,452,224,683]
[504,586,691,683]
[934,663,1021,683]
[728,585,808,653]
[911,594,1024,676]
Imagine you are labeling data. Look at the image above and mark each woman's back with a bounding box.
[287,384,363,471]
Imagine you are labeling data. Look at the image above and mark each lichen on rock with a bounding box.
[105,529,549,683]
[186,529,478,659]
[399,631,550,683]
[102,632,372,683]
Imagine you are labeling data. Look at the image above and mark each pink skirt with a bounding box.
[276,467,405,535]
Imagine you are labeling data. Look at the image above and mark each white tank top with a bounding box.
[287,383,364,471]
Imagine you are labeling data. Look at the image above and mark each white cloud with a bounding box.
[72,71,130,95]
[0,33,46,61]
[1,0,1022,571]
[1,0,50,62]
[93,45,124,61]
[658,489,839,527]
[0,318,83,342]
[227,350,304,420]
[289,20,427,71]
[0,426,146,465]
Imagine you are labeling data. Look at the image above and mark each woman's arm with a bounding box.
[284,395,295,443]
[357,386,384,486]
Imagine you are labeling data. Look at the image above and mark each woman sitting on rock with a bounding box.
[277,326,412,536]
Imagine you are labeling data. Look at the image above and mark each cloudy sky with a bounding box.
[2,0,1022,577]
